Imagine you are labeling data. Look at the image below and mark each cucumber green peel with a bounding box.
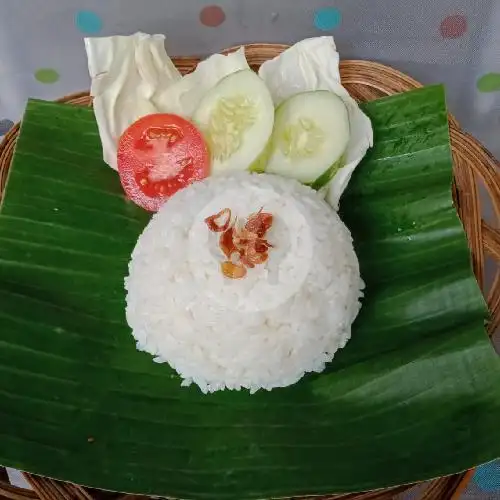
[307,153,345,191]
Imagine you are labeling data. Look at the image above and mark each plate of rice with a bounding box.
[0,34,498,500]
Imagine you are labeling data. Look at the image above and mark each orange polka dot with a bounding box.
[200,5,226,27]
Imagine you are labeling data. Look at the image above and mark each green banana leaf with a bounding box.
[0,85,499,500]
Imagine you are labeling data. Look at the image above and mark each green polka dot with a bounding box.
[477,73,500,93]
[35,68,60,84]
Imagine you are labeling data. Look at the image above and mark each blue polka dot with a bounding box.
[75,10,103,34]
[314,7,342,31]
[0,119,14,136]
[473,460,500,492]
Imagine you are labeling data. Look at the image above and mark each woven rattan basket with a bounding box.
[0,43,498,500]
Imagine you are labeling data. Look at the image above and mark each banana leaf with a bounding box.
[0,85,499,500]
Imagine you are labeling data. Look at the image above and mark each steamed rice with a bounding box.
[125,172,363,393]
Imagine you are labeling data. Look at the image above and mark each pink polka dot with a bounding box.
[440,15,467,39]
[200,5,226,27]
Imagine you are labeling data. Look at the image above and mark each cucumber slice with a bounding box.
[193,70,274,175]
[265,91,350,189]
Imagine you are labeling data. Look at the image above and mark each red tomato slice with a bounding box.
[117,113,210,212]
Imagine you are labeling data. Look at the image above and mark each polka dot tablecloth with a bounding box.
[0,0,499,498]
[2,0,500,166]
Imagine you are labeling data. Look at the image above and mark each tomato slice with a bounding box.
[117,114,210,211]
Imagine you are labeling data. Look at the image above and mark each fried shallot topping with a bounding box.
[221,261,247,280]
[204,208,231,233]
[205,207,274,279]
[245,208,273,237]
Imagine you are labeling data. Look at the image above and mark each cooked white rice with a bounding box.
[125,172,363,393]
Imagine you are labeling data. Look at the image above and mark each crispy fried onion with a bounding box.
[205,207,274,279]
[204,208,231,232]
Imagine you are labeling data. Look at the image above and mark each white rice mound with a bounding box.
[125,172,363,393]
